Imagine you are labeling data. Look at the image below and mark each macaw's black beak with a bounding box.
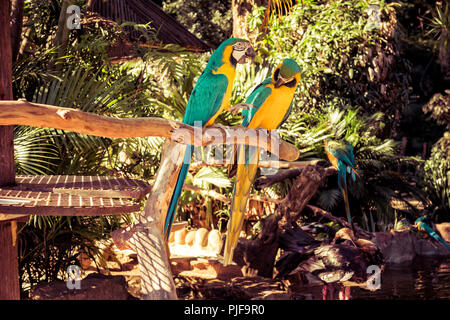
[237,45,255,64]
[245,46,256,62]
[274,77,285,88]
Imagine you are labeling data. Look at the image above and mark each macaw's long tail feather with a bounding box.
[348,166,359,182]
[423,224,450,250]
[435,234,450,250]
[340,179,352,225]
[223,144,259,266]
[163,145,194,240]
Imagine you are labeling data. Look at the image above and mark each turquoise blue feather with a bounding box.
[163,38,244,240]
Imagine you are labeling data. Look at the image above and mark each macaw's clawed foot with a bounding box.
[210,123,227,129]
[229,103,253,115]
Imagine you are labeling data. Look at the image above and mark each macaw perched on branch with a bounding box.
[324,140,359,225]
[415,216,450,250]
[223,58,302,266]
[163,38,255,240]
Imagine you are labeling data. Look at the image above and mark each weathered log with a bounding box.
[277,165,328,226]
[0,100,299,161]
[112,140,184,299]
[183,184,280,205]
[190,159,322,171]
[254,166,336,190]
[233,165,330,277]
[183,184,231,204]
[232,213,280,278]
[306,204,373,240]
[129,140,183,300]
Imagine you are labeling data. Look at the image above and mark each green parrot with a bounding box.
[324,139,359,225]
[163,38,255,240]
[223,58,302,265]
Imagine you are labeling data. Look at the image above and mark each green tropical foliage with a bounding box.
[163,0,232,46]
[421,90,450,215]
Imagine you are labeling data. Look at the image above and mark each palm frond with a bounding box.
[192,167,231,189]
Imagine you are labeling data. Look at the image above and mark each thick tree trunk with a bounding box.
[54,0,74,59]
[86,0,96,11]
[232,0,267,40]
[0,0,19,300]
[113,140,184,299]
[10,0,24,62]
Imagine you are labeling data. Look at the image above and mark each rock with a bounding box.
[373,228,450,264]
[372,229,416,264]
[436,223,450,242]
[194,228,209,248]
[231,276,290,300]
[30,273,136,300]
[174,275,290,300]
[170,257,195,275]
[185,230,196,246]
[415,239,450,256]
[174,257,243,281]
[206,229,223,255]
[174,228,187,245]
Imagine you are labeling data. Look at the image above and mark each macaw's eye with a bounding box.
[233,42,247,51]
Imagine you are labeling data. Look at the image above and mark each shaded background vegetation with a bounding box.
[10,0,448,297]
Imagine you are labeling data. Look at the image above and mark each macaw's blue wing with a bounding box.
[326,142,358,225]
[164,73,229,240]
[242,78,272,127]
[343,142,357,181]
[182,72,228,126]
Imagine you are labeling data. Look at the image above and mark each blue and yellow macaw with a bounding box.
[163,38,255,240]
[324,140,359,225]
[415,216,450,250]
[223,58,302,265]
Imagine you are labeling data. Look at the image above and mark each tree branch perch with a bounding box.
[0,100,299,161]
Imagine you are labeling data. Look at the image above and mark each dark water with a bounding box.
[293,256,450,300]
[353,256,450,300]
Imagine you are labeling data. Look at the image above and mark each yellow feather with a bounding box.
[209,45,236,121]
[247,75,299,130]
[223,72,300,265]
[223,145,259,265]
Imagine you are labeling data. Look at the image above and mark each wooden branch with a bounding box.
[189,159,323,171]
[131,140,183,300]
[254,166,337,190]
[183,184,280,204]
[306,205,373,239]
[183,184,231,204]
[0,100,299,161]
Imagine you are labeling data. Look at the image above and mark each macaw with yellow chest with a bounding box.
[223,58,302,265]
[163,38,255,240]
[324,140,359,225]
